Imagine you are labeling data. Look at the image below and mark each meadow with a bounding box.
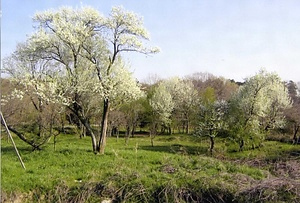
[1,133,300,202]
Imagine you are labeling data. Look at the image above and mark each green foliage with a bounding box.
[195,87,228,153]
[228,69,292,150]
[201,86,216,105]
[196,101,227,138]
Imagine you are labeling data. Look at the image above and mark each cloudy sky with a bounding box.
[2,0,300,82]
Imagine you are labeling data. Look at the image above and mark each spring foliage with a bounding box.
[2,6,158,153]
[228,70,292,149]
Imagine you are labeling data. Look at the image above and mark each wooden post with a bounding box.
[1,112,26,170]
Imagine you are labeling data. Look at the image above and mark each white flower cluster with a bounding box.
[150,83,174,125]
[93,61,144,104]
[234,69,292,129]
[5,5,158,113]
[1,89,24,106]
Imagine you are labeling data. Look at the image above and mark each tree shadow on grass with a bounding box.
[1,146,33,153]
[287,148,300,157]
[139,144,208,155]
[264,148,300,162]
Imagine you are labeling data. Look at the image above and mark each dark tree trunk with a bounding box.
[209,136,214,155]
[1,121,41,150]
[37,114,43,137]
[80,123,87,138]
[53,134,57,151]
[67,106,97,153]
[131,124,136,137]
[125,125,130,145]
[186,120,189,134]
[31,97,44,137]
[239,139,244,151]
[80,117,97,152]
[98,99,110,154]
[293,124,299,144]
[68,93,98,153]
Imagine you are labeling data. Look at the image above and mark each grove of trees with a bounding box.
[1,6,299,156]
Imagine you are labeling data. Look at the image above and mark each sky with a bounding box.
[2,0,300,82]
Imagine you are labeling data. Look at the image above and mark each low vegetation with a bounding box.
[1,133,299,202]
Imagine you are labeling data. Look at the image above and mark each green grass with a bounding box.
[1,133,299,202]
[225,140,300,160]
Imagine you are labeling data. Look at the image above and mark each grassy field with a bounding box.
[1,133,300,202]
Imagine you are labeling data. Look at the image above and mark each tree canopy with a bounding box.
[2,6,159,154]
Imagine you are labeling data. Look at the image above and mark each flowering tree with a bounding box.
[11,7,104,152]
[228,70,291,150]
[162,77,198,134]
[2,44,63,150]
[4,6,158,154]
[149,83,174,134]
[147,77,198,134]
[95,6,159,154]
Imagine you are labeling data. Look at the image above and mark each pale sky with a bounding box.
[2,0,300,82]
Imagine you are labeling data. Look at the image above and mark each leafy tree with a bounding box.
[285,103,300,144]
[6,6,158,154]
[195,87,227,154]
[94,6,159,154]
[228,70,292,150]
[284,80,300,144]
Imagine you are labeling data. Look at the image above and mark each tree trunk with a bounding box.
[293,124,299,144]
[209,136,214,155]
[239,139,244,151]
[98,99,110,154]
[150,123,156,147]
[54,134,57,151]
[115,127,119,142]
[36,98,44,137]
[67,106,97,153]
[186,120,189,134]
[1,120,41,150]
[125,125,130,145]
[131,124,136,137]
[60,114,66,134]
[81,117,97,153]
[31,97,44,137]
[37,114,43,137]
[150,132,154,147]
[80,123,86,138]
